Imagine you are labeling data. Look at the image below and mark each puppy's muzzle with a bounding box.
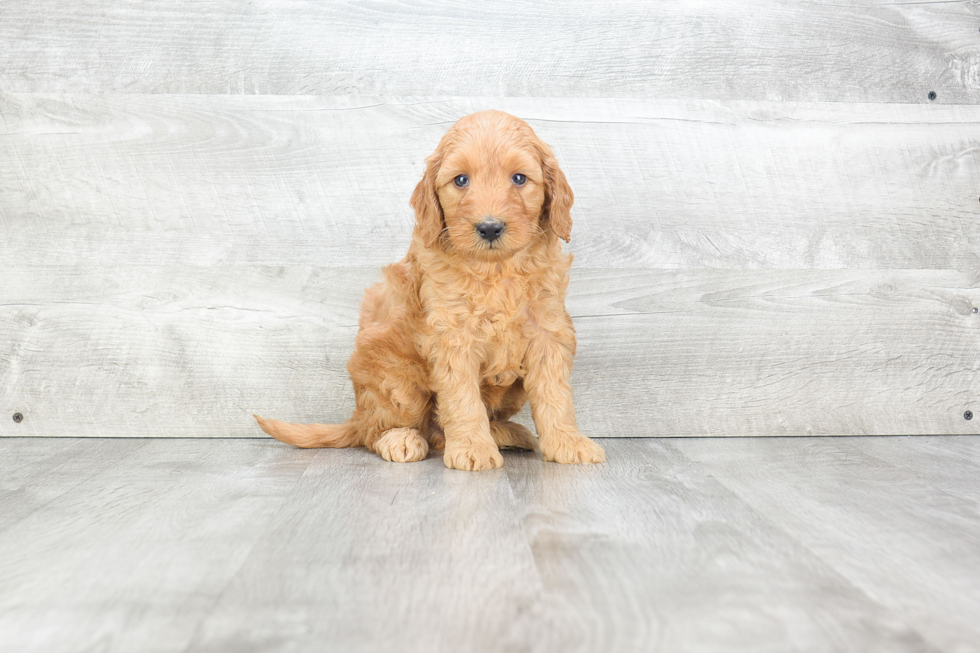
[476,218,505,243]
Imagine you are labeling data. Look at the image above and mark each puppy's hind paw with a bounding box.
[373,428,429,463]
[427,425,446,451]
[490,420,538,451]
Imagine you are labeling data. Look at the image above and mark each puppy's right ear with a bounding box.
[410,152,444,249]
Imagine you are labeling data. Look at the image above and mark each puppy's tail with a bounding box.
[253,414,361,449]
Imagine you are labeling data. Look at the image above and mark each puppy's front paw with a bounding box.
[373,428,429,463]
[542,433,605,465]
[444,441,503,471]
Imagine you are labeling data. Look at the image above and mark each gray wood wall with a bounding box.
[2,1,978,438]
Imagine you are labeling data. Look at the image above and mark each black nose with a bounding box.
[476,219,505,243]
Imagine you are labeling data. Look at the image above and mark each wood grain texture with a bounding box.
[503,440,939,652]
[0,439,315,653]
[0,437,146,533]
[674,437,980,653]
[0,0,978,102]
[5,436,980,652]
[851,436,980,503]
[573,268,980,437]
[3,95,978,438]
[915,432,980,462]
[2,94,979,270]
[185,448,544,653]
[2,267,977,437]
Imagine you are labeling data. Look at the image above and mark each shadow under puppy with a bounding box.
[255,110,605,471]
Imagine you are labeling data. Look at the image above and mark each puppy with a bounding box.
[254,110,605,471]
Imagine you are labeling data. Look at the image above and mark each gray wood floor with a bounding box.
[1,437,979,652]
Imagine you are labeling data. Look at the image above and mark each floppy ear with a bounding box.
[538,142,574,243]
[410,152,444,249]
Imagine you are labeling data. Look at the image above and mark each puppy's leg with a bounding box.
[431,344,502,471]
[429,412,535,451]
[371,427,429,463]
[346,334,433,462]
[524,334,605,464]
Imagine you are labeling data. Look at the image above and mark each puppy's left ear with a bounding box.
[538,142,573,243]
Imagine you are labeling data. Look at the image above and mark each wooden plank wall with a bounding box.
[1,1,978,437]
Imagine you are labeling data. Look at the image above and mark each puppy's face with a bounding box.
[436,132,544,259]
[411,111,573,259]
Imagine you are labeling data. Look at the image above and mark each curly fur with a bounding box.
[254,110,605,470]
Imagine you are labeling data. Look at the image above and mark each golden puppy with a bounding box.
[254,110,605,471]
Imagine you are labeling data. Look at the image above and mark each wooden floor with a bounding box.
[1,436,979,653]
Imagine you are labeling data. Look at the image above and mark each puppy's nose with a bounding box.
[475,219,505,243]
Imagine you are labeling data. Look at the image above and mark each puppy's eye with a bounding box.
[453,175,469,188]
[511,173,527,186]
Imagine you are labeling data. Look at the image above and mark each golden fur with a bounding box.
[254,110,605,470]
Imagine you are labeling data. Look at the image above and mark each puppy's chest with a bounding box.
[471,288,532,385]
[440,277,538,380]
[459,278,533,335]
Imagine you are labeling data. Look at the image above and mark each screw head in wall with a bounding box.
[966,411,974,421]
[12,413,23,423]
[927,91,937,101]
